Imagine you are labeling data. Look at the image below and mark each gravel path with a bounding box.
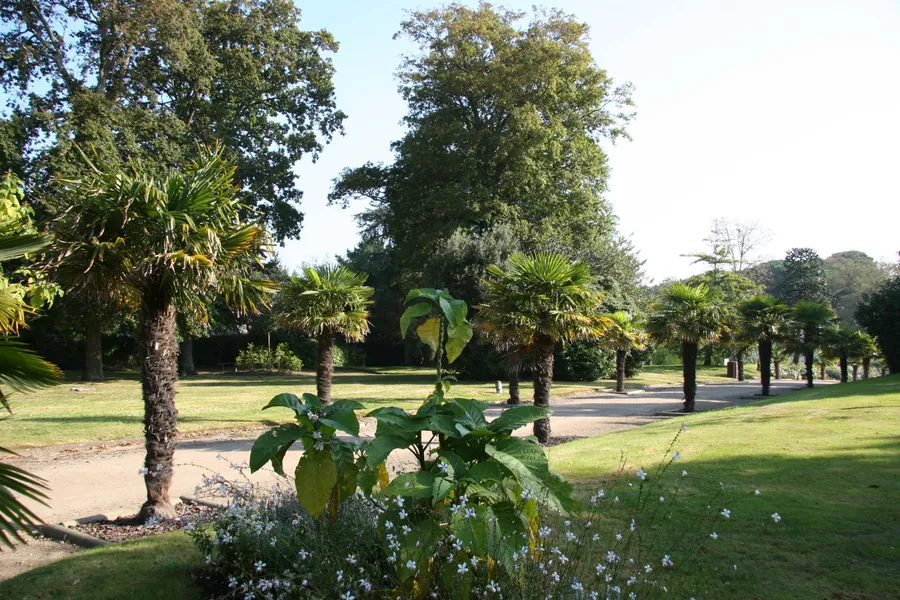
[1,378,812,580]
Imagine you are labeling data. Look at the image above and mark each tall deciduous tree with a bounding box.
[823,251,886,328]
[46,148,274,520]
[856,276,900,374]
[275,266,373,404]
[738,295,789,396]
[0,0,345,241]
[479,253,609,443]
[647,283,723,412]
[329,3,634,270]
[782,248,830,306]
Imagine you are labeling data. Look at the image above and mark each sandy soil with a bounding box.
[1,379,811,580]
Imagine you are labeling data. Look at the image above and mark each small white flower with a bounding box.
[470,556,479,566]
[346,554,357,565]
[566,531,576,541]
[336,570,343,582]
[661,555,674,567]
[606,551,619,563]
[254,560,266,572]
[438,461,450,474]
[313,441,324,451]
[312,431,322,439]
[721,508,731,519]
[643,564,652,573]
[464,507,476,520]
[399,509,408,519]
[682,469,688,477]
[457,562,469,574]
[755,489,761,495]
[614,496,620,503]
[636,468,647,481]
[616,534,623,541]
[521,488,531,500]
[384,520,394,530]
[772,512,782,523]
[660,496,665,502]
[682,425,688,431]
[394,496,405,508]
[308,412,319,422]
[298,549,309,560]
[406,560,417,569]
[710,531,718,539]
[571,580,584,592]
[539,526,552,538]
[137,467,149,475]
[672,451,680,462]
[595,563,606,573]
[401,525,411,534]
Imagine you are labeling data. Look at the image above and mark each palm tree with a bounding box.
[824,328,860,383]
[788,301,836,388]
[275,265,373,403]
[601,312,647,393]
[45,148,274,521]
[852,332,879,380]
[647,283,724,412]
[479,253,609,443]
[738,295,790,396]
[0,172,62,547]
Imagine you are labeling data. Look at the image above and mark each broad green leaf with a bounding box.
[484,438,549,485]
[301,393,323,412]
[327,399,365,413]
[404,288,440,303]
[262,393,305,415]
[366,433,415,467]
[438,296,467,327]
[337,463,360,501]
[369,407,432,433]
[382,471,437,499]
[450,398,488,430]
[467,482,502,502]
[428,411,459,438]
[488,405,551,433]
[450,504,496,556]
[432,476,454,504]
[294,449,337,517]
[441,562,472,600]
[357,469,378,497]
[249,424,305,472]
[417,317,441,354]
[400,302,432,337]
[445,320,473,363]
[435,450,466,479]
[467,461,503,484]
[318,410,360,436]
[271,442,293,477]
[330,438,357,471]
[544,469,579,515]
[492,501,529,578]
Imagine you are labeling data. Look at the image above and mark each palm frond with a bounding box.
[0,446,49,548]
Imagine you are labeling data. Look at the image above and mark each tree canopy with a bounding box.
[0,0,345,241]
[781,248,829,306]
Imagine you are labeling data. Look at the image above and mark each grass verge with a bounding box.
[1,364,731,449]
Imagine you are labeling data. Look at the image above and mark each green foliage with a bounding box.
[236,343,303,372]
[856,276,900,373]
[738,295,791,344]
[824,251,886,328]
[787,301,837,356]
[0,0,346,242]
[647,283,724,347]
[782,248,829,306]
[399,288,473,367]
[553,340,615,381]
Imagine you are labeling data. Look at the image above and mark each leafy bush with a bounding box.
[236,343,303,372]
[554,340,615,381]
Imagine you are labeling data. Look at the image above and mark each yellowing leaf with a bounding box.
[294,449,337,517]
[417,317,441,355]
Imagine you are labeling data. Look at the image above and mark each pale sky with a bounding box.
[283,0,900,282]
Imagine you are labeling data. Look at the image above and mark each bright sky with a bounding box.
[282,0,900,282]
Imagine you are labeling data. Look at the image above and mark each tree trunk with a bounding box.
[820,363,826,381]
[682,342,698,412]
[532,333,554,444]
[773,359,780,380]
[702,346,712,367]
[82,315,104,382]
[863,358,870,380]
[178,337,197,376]
[759,340,772,396]
[507,358,520,406]
[851,364,858,381]
[316,329,335,404]
[138,299,179,522]
[736,349,745,382]
[839,355,848,383]
[804,351,815,388]
[616,349,627,393]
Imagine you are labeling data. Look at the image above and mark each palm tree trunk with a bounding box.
[507,351,521,405]
[736,349,745,382]
[759,340,772,396]
[138,299,179,521]
[316,329,335,404]
[178,337,197,376]
[851,364,858,381]
[532,333,554,444]
[616,349,627,393]
[682,342,698,412]
[82,314,104,382]
[863,358,870,380]
[820,363,826,381]
[773,358,780,380]
[804,351,815,388]
[702,346,712,366]
[839,355,848,383]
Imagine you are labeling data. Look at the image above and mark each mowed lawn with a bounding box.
[0,365,732,449]
[2,375,897,599]
[550,375,900,599]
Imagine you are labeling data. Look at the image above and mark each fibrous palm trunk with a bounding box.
[682,342,699,412]
[851,364,858,381]
[82,314,104,382]
[839,355,848,383]
[863,358,870,380]
[736,349,745,381]
[759,340,772,396]
[703,346,713,367]
[507,358,520,406]
[138,299,179,521]
[820,363,826,381]
[804,351,815,388]
[316,329,335,404]
[773,359,780,380]
[616,349,627,393]
[178,337,197,376]
[532,333,554,444]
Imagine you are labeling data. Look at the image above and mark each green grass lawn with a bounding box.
[550,375,900,599]
[3,375,895,599]
[0,364,730,449]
